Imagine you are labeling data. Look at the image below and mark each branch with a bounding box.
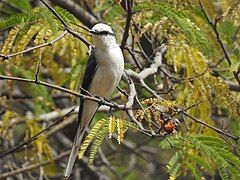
[120,0,132,50]
[0,150,102,179]
[48,0,98,28]
[126,47,165,80]
[0,107,75,158]
[227,82,240,92]
[160,66,207,83]
[40,0,92,47]
[0,1,93,61]
[199,0,240,85]
[198,1,230,65]
[40,0,68,27]
[0,75,125,110]
[125,46,143,70]
[0,31,68,60]
[125,76,145,131]
[125,47,166,98]
[124,75,159,136]
[46,115,77,137]
[183,112,239,141]
[0,104,115,160]
[0,151,70,179]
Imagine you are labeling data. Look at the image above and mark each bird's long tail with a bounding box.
[64,126,85,178]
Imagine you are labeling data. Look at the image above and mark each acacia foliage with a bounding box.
[0,0,240,179]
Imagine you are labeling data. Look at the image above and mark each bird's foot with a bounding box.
[94,95,109,106]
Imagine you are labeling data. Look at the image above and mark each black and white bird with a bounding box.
[64,23,124,178]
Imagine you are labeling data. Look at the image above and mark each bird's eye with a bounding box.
[99,31,110,35]
[98,31,115,36]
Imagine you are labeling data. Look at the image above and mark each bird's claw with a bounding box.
[94,95,109,106]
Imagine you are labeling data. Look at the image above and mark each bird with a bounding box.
[64,23,125,178]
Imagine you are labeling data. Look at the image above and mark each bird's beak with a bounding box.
[89,30,97,35]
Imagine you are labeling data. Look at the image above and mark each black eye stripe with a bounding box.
[97,31,115,36]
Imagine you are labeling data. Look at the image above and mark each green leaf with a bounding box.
[78,119,107,159]
[186,162,202,180]
[135,2,209,51]
[230,60,240,72]
[6,0,32,11]
[167,150,183,179]
[0,11,40,30]
[89,125,108,165]
[55,6,77,24]
[187,154,215,175]
[40,9,59,34]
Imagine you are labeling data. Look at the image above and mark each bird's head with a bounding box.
[89,23,116,48]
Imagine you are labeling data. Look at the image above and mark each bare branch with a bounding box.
[183,112,239,141]
[40,0,92,47]
[0,31,68,60]
[0,151,70,179]
[199,0,240,85]
[124,75,158,136]
[121,0,132,50]
[125,46,143,70]
[48,0,98,27]
[126,47,166,80]
[125,47,166,98]
[0,75,125,110]
[125,76,145,130]
[0,108,75,158]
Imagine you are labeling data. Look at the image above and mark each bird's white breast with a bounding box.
[80,45,124,128]
[91,45,124,97]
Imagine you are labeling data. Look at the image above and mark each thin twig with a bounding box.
[136,41,151,62]
[98,148,122,180]
[183,112,239,141]
[70,22,90,31]
[199,0,240,85]
[34,46,42,82]
[139,78,159,98]
[40,0,92,47]
[48,0,98,27]
[0,31,68,60]
[0,151,70,179]
[125,77,145,131]
[0,108,75,158]
[40,0,68,27]
[125,46,143,70]
[0,75,125,110]
[120,0,132,50]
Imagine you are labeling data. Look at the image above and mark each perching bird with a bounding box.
[64,23,124,178]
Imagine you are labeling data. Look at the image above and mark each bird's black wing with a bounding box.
[78,49,98,124]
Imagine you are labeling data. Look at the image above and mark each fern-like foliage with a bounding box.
[0,111,18,137]
[160,134,240,179]
[78,119,108,160]
[166,44,239,121]
[0,11,40,30]
[0,7,77,31]
[134,2,209,51]
[54,6,77,24]
[78,116,139,165]
[26,118,52,159]
[88,124,109,165]
[167,150,183,179]
[0,6,88,87]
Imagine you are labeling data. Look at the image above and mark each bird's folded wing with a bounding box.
[78,49,98,125]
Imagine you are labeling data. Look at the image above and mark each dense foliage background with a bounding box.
[0,0,240,179]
